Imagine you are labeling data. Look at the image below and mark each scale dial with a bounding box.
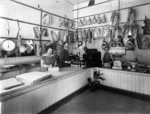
[2,40,16,52]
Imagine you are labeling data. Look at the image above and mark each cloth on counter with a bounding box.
[16,71,52,84]
[0,78,24,90]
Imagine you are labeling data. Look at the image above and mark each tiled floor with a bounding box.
[40,89,150,114]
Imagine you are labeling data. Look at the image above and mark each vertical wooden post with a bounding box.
[39,5,43,56]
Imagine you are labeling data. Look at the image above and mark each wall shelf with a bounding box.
[0,36,51,42]
[77,19,144,30]
[0,16,75,32]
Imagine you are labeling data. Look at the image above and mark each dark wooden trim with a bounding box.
[38,85,89,114]
[101,85,150,102]
[74,2,150,20]
[73,0,112,11]
[0,16,41,26]
[0,37,51,42]
[40,10,43,55]
[42,25,74,32]
[10,0,76,22]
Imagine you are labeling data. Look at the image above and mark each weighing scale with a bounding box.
[109,47,126,70]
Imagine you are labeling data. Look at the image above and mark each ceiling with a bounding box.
[64,0,89,5]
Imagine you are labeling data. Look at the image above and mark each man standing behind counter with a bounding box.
[58,43,69,68]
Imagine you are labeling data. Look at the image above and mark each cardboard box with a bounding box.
[48,67,59,72]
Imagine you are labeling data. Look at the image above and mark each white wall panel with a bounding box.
[0,1,40,24]
[120,0,149,9]
[74,0,118,18]
[14,0,73,19]
[98,68,150,95]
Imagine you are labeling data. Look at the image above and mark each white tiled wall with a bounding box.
[99,68,150,95]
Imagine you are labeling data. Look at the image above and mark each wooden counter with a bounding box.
[0,67,92,114]
[96,68,150,95]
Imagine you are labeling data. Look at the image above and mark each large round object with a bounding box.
[2,40,16,52]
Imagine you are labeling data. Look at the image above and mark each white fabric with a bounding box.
[16,71,52,84]
[0,78,23,90]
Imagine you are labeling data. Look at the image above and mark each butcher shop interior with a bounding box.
[0,0,150,114]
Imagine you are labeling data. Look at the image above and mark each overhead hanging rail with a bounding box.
[74,2,150,20]
[0,16,40,27]
[10,0,76,22]
[0,36,50,41]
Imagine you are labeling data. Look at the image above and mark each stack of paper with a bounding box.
[16,71,52,84]
[0,78,24,90]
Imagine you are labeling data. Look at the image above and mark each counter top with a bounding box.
[0,64,40,73]
[0,67,88,101]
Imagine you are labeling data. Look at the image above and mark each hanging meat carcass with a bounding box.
[123,8,137,50]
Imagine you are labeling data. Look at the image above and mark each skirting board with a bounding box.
[101,85,150,102]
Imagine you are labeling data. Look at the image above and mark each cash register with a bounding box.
[109,47,126,70]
